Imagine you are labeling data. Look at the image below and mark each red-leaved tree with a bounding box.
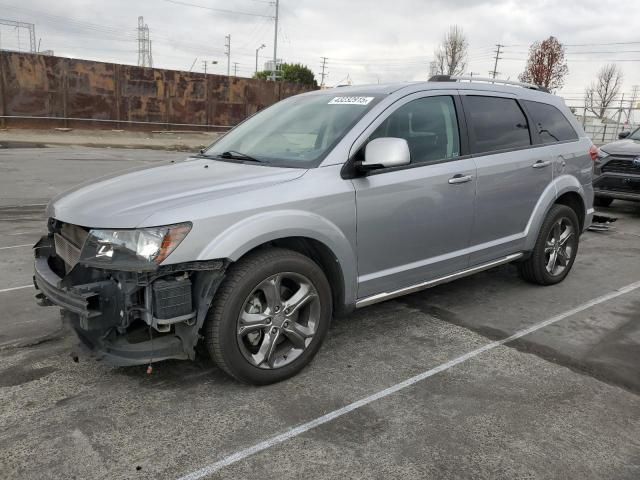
[519,36,568,91]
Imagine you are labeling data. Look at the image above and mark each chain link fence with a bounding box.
[568,104,639,145]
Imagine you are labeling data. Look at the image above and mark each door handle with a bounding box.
[532,160,551,169]
[448,174,473,184]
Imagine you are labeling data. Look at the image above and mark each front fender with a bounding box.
[196,210,358,306]
[524,174,589,251]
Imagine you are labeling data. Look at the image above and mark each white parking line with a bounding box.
[177,280,640,480]
[0,285,32,293]
[0,244,32,250]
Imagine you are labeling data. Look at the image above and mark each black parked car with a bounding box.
[592,128,640,207]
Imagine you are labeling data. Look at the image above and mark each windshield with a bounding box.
[628,127,640,141]
[205,94,381,167]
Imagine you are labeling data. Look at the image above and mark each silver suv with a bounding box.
[34,76,594,384]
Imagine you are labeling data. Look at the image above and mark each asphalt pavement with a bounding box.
[0,146,638,480]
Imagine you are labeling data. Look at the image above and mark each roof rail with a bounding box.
[428,75,550,93]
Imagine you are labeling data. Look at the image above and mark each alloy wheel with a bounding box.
[544,217,575,276]
[237,272,320,369]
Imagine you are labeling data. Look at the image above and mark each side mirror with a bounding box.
[618,131,630,139]
[361,137,411,170]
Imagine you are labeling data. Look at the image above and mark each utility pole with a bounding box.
[202,60,208,75]
[255,43,266,75]
[224,34,231,79]
[319,56,328,88]
[627,85,639,123]
[490,44,503,79]
[615,93,625,138]
[233,62,239,77]
[271,0,279,81]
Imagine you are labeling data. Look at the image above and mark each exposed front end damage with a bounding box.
[34,220,226,366]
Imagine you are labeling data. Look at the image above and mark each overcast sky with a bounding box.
[0,0,638,107]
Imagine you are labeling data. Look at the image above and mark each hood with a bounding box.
[600,138,640,156]
[47,157,306,228]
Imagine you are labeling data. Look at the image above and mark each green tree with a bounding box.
[254,63,318,87]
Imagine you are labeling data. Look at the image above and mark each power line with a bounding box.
[162,0,274,18]
[564,41,640,47]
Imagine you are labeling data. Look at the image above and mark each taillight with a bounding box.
[589,145,598,162]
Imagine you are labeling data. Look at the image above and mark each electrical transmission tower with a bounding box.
[0,19,36,53]
[490,44,503,79]
[319,57,329,88]
[137,16,153,68]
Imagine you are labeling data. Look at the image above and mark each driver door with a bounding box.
[352,92,477,299]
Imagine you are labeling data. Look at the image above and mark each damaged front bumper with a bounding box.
[33,234,225,366]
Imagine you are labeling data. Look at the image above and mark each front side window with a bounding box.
[370,96,460,165]
[523,100,578,144]
[205,94,381,167]
[630,128,640,141]
[465,96,531,154]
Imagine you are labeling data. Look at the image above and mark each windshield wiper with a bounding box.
[219,150,263,162]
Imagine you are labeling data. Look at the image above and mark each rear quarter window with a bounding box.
[522,100,579,144]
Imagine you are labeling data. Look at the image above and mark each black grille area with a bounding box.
[602,158,640,175]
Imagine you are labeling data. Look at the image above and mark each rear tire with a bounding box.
[519,204,580,286]
[594,196,614,208]
[204,247,332,385]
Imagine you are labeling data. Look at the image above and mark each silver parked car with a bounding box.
[34,76,594,384]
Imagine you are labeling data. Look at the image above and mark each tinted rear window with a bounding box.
[523,100,579,144]
[465,96,531,154]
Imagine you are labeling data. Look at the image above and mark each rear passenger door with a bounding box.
[460,93,553,265]
[521,99,581,183]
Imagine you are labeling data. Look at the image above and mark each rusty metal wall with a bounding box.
[0,52,314,130]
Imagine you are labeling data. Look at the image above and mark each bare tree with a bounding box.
[434,25,468,76]
[585,64,624,119]
[519,36,568,91]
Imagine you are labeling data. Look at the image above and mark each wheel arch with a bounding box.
[555,191,586,231]
[245,237,350,316]
[524,175,588,251]
[196,210,357,313]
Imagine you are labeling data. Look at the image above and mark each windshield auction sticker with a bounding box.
[328,96,374,105]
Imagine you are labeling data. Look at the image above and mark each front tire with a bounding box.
[204,248,332,385]
[519,204,580,285]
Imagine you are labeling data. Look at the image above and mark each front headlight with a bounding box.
[78,222,191,271]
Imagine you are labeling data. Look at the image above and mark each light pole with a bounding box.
[255,43,266,75]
